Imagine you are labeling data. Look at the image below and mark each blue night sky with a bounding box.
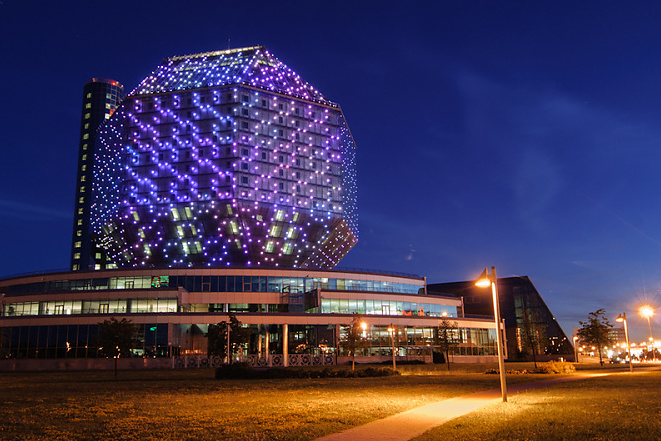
[1,1,661,340]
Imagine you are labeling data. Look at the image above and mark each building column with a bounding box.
[265,329,270,355]
[283,324,289,367]
[257,325,262,355]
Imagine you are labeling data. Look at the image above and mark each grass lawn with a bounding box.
[0,363,560,440]
[414,369,661,441]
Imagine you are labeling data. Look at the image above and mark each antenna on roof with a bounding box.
[228,38,230,50]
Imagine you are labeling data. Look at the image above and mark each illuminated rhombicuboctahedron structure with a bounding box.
[91,46,358,269]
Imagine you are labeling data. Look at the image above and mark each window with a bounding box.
[76,230,82,236]
[73,253,81,259]
[84,113,90,119]
[85,103,91,109]
[74,241,82,248]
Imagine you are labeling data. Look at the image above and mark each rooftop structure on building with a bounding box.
[90,46,358,270]
[429,276,574,361]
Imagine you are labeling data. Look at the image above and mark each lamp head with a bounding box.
[475,268,491,288]
[616,313,625,323]
[640,305,654,318]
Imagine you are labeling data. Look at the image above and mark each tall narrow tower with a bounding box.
[70,78,124,271]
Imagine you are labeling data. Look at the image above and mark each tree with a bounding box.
[97,318,138,378]
[437,320,459,370]
[207,313,251,363]
[577,309,613,366]
[341,313,367,371]
[519,311,547,368]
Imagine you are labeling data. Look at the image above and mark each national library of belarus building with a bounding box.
[0,47,514,367]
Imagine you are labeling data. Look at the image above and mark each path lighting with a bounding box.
[573,336,579,363]
[476,266,507,402]
[387,326,397,370]
[615,313,633,373]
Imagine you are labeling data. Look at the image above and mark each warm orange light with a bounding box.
[641,305,654,318]
[475,268,491,287]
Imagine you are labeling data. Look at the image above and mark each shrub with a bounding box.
[534,361,576,374]
[214,364,400,379]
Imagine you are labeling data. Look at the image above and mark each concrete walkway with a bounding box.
[316,372,611,441]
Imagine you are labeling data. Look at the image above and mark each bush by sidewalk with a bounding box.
[485,361,576,375]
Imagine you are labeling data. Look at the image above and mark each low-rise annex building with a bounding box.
[0,268,501,367]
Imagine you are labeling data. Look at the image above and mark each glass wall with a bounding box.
[337,325,497,357]
[6,274,424,296]
[4,299,177,317]
[320,298,458,317]
[0,323,171,359]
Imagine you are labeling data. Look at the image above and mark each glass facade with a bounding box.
[0,270,495,362]
[6,274,424,296]
[320,298,458,317]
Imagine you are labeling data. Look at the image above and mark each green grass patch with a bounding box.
[414,370,661,441]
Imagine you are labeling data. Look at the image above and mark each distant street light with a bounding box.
[615,313,633,373]
[476,266,507,403]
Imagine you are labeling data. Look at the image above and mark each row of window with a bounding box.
[4,299,177,316]
[5,275,425,296]
[319,299,458,318]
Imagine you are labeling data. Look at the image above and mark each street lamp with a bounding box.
[615,313,633,373]
[387,326,397,370]
[476,266,507,402]
[573,336,579,363]
[640,305,654,343]
[640,305,656,361]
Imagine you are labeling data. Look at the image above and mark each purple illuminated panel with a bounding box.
[91,47,357,269]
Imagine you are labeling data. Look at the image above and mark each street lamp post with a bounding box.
[573,335,579,363]
[640,306,655,361]
[615,313,633,373]
[476,266,507,403]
